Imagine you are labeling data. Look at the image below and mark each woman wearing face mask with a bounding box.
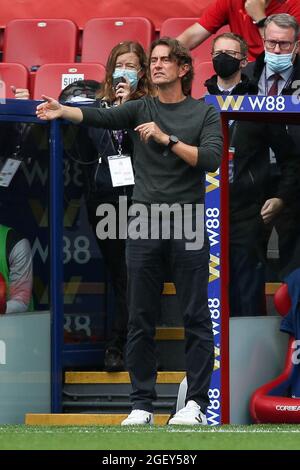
[25,42,151,371]
[98,41,152,105]
[4,44,152,369]
[86,41,153,372]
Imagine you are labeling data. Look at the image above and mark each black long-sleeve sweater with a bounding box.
[81,95,223,204]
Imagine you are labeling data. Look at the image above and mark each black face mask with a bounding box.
[212,53,242,79]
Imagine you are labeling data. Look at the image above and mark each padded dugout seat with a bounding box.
[160,18,230,66]
[81,17,155,65]
[33,63,106,100]
[0,62,29,99]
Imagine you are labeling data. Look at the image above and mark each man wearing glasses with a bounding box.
[239,13,300,300]
[250,13,299,96]
[205,32,253,95]
[204,17,300,317]
[203,32,267,318]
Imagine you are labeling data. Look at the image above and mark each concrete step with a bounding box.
[265,282,281,295]
[163,281,281,295]
[62,372,183,414]
[65,371,186,384]
[63,281,281,297]
[25,413,170,426]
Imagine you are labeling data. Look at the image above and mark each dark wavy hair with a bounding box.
[97,41,153,102]
[149,37,194,95]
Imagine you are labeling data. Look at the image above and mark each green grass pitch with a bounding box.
[0,425,300,450]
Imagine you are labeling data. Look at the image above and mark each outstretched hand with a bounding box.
[36,95,64,120]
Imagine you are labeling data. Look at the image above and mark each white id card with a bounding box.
[0,158,22,187]
[108,155,135,187]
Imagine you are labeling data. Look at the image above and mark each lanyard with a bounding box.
[102,99,124,155]
[112,130,124,155]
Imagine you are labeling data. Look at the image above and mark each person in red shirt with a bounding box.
[177,0,300,61]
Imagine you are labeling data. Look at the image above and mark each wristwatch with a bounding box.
[168,134,179,147]
[253,17,267,28]
[163,135,179,156]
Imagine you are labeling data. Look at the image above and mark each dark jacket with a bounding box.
[205,73,269,222]
[244,52,300,96]
[87,99,134,202]
[204,73,258,96]
[64,99,134,203]
[205,64,300,222]
[242,53,300,213]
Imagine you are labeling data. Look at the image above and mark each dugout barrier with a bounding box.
[206,94,300,423]
[0,96,296,423]
[0,98,225,421]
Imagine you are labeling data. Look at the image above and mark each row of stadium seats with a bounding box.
[3,17,152,70]
[0,17,228,99]
[0,62,105,100]
[0,60,215,100]
[2,17,229,68]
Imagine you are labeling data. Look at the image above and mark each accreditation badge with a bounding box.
[107,154,135,187]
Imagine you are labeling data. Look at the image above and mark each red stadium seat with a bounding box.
[81,17,155,64]
[191,61,215,99]
[274,283,292,317]
[3,19,78,70]
[160,18,230,66]
[0,62,29,99]
[33,63,106,100]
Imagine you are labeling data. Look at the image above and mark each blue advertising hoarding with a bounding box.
[205,94,300,113]
[205,94,300,425]
[205,168,222,425]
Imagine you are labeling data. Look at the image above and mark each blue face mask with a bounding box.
[112,68,139,91]
[264,50,294,73]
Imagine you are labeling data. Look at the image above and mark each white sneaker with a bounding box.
[121,409,154,426]
[168,400,207,425]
